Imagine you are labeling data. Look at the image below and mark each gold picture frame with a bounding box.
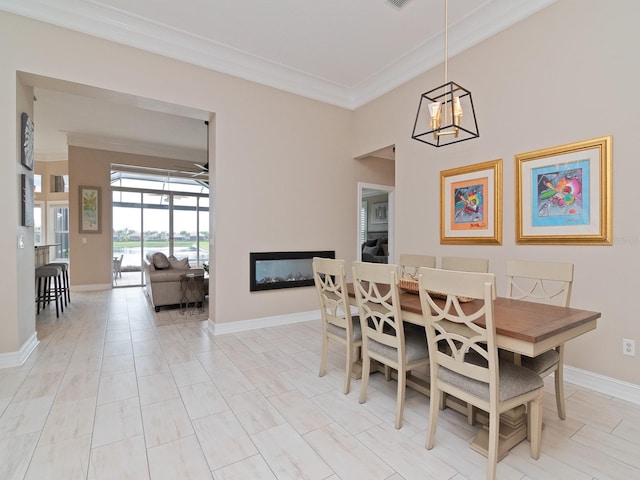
[440,159,502,245]
[79,185,101,234]
[515,136,612,245]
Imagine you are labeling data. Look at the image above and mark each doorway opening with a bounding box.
[111,166,209,287]
[358,183,394,264]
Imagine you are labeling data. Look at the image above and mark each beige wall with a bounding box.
[34,160,69,204]
[0,12,391,357]
[9,79,36,354]
[67,147,198,286]
[354,0,640,384]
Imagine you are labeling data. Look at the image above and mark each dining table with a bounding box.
[346,282,601,459]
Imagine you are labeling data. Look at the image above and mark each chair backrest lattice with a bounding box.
[352,262,405,353]
[505,260,573,307]
[312,257,352,331]
[418,267,497,393]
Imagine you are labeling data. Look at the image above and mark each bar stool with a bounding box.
[45,262,70,306]
[35,265,63,318]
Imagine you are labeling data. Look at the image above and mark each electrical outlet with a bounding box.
[623,338,635,357]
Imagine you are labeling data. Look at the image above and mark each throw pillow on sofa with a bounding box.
[363,245,380,256]
[152,252,170,269]
[168,256,190,269]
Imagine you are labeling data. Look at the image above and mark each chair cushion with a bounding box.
[439,359,543,402]
[152,252,170,269]
[521,349,560,374]
[327,315,362,341]
[368,324,429,363]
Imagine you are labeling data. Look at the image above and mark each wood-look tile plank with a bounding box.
[88,435,150,480]
[251,423,333,480]
[147,435,213,480]
[193,410,258,471]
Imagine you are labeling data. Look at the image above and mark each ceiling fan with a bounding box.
[191,120,209,178]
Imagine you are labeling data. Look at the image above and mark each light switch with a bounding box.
[82,237,87,244]
[17,234,24,249]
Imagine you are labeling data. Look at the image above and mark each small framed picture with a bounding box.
[79,186,101,233]
[21,112,34,171]
[370,201,388,225]
[440,159,502,245]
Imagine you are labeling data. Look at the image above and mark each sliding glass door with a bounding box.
[112,186,209,287]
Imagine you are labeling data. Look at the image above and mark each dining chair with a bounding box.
[440,254,491,421]
[113,254,124,280]
[399,253,436,279]
[417,267,544,480]
[312,257,362,395]
[352,261,430,429]
[505,259,574,420]
[441,255,489,273]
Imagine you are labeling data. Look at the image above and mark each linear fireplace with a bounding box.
[249,250,335,291]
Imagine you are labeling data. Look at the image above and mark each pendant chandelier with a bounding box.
[411,0,479,147]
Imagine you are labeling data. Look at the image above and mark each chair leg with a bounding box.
[528,392,543,459]
[65,269,71,303]
[426,385,440,449]
[555,346,566,420]
[57,273,64,313]
[318,332,328,378]
[359,351,371,404]
[53,275,60,318]
[35,277,42,314]
[343,343,353,395]
[487,410,499,480]
[395,369,406,429]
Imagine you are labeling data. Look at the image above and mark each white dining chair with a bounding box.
[417,267,544,480]
[399,253,436,279]
[440,255,491,422]
[352,261,430,429]
[441,255,489,273]
[312,257,362,395]
[505,259,574,419]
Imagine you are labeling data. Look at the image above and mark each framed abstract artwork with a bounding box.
[21,112,34,170]
[515,136,612,245]
[370,201,388,225]
[440,159,502,245]
[21,174,34,227]
[79,185,101,233]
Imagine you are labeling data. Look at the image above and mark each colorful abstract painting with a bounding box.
[531,159,590,227]
[451,177,488,231]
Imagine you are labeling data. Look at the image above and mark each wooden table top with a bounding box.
[346,283,600,346]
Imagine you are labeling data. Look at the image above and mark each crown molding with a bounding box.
[0,0,556,110]
[66,133,205,163]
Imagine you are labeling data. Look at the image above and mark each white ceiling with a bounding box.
[3,0,556,159]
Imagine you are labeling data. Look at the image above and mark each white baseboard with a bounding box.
[208,310,320,336]
[0,332,39,369]
[72,283,112,292]
[563,365,640,405]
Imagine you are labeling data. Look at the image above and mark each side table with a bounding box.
[179,273,205,314]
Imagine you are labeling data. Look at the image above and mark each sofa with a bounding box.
[142,252,205,311]
[361,233,388,263]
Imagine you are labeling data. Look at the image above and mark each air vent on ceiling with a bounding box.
[387,0,411,8]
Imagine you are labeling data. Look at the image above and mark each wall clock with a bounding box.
[21,112,34,170]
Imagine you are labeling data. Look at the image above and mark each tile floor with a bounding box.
[1,287,639,479]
